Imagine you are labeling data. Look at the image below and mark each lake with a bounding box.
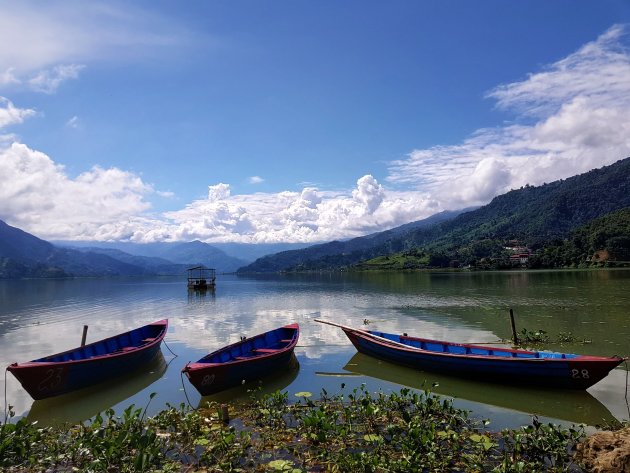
[1,270,629,431]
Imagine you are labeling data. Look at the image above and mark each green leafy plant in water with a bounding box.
[70,401,165,471]
[494,417,585,472]
[253,389,290,429]
[518,328,550,345]
[1,387,589,472]
[0,395,173,472]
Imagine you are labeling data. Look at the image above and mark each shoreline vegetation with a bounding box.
[2,385,628,472]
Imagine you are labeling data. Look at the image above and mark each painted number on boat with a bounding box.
[38,367,64,392]
[201,374,215,386]
[571,369,589,379]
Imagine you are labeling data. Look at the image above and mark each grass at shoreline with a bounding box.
[1,385,590,472]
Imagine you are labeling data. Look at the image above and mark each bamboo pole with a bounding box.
[81,325,88,347]
[509,309,519,345]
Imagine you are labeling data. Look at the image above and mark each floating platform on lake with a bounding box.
[187,266,216,290]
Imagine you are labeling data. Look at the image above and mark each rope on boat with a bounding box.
[162,339,178,358]
[180,367,195,411]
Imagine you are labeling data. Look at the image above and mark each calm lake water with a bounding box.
[1,270,629,431]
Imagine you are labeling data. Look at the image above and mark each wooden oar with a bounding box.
[314,318,426,351]
[314,319,509,351]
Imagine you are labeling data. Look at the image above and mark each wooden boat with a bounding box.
[342,352,617,426]
[197,355,300,405]
[316,320,625,390]
[27,352,168,427]
[8,319,168,400]
[182,323,299,396]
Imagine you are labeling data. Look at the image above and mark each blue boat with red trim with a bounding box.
[316,320,625,390]
[7,319,168,400]
[182,323,299,396]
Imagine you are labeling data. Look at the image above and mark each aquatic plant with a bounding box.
[0,386,587,472]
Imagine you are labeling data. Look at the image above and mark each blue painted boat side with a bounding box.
[211,350,296,391]
[354,335,570,384]
[183,323,300,396]
[7,320,168,399]
[343,328,623,389]
[56,344,164,394]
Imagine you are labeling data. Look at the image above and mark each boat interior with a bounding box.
[35,324,165,363]
[200,326,298,363]
[369,331,579,360]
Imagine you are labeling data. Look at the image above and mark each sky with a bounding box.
[1,1,630,245]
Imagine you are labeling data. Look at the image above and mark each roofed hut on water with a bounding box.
[187,266,216,290]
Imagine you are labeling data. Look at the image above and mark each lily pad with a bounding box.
[267,459,295,471]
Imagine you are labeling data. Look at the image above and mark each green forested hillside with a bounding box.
[529,207,630,268]
[237,209,466,273]
[239,157,630,272]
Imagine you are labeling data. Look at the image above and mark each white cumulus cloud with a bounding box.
[248,176,264,184]
[2,24,630,244]
[388,24,630,208]
[0,97,36,128]
[158,175,438,244]
[0,142,154,239]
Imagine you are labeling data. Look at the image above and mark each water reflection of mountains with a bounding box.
[197,355,300,406]
[343,353,616,427]
[27,352,168,427]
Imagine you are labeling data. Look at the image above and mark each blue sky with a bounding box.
[1,1,630,244]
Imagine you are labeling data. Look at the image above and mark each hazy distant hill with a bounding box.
[70,247,189,275]
[0,220,145,278]
[238,157,630,272]
[212,242,313,262]
[56,240,248,273]
[0,221,244,278]
[54,240,306,265]
[237,209,468,273]
[0,220,68,278]
[156,241,246,272]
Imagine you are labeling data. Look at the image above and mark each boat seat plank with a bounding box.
[253,348,280,353]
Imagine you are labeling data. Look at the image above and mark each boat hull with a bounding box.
[8,320,168,400]
[183,324,299,396]
[343,329,624,390]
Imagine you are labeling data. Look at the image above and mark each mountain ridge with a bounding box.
[0,224,245,278]
[238,157,630,272]
[3,158,629,278]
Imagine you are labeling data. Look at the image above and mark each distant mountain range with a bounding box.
[0,221,151,278]
[0,222,315,279]
[0,225,246,278]
[3,157,629,279]
[53,240,312,267]
[239,157,630,272]
[57,240,249,273]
